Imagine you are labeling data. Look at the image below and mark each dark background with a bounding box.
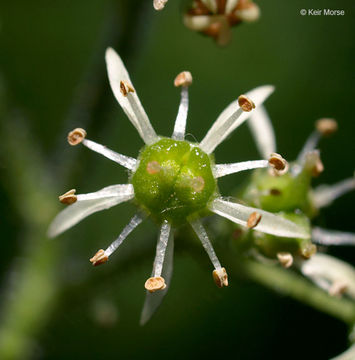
[0,0,354,359]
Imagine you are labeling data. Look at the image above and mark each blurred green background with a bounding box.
[0,0,354,359]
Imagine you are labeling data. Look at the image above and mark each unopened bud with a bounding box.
[174,71,193,87]
[120,80,135,97]
[238,95,255,112]
[68,128,86,146]
[247,212,262,229]
[90,249,108,266]
[316,118,338,136]
[59,189,77,205]
[212,267,228,288]
[145,276,166,292]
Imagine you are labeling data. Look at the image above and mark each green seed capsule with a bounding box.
[131,138,218,225]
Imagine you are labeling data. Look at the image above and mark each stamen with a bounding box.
[90,249,108,266]
[200,85,274,154]
[296,131,321,163]
[105,214,144,257]
[190,219,222,270]
[312,176,355,209]
[212,267,228,288]
[328,281,348,297]
[153,0,168,10]
[247,212,262,229]
[277,252,293,268]
[120,80,135,96]
[316,118,338,136]
[300,243,317,259]
[82,139,137,171]
[268,153,289,176]
[209,197,310,239]
[146,161,161,174]
[47,184,135,238]
[152,221,171,278]
[304,150,324,177]
[59,189,77,205]
[235,3,260,22]
[312,227,355,246]
[172,71,192,140]
[67,128,87,146]
[213,160,268,178]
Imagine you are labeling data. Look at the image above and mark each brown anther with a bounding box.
[59,189,77,205]
[90,249,108,266]
[191,176,205,192]
[120,80,135,96]
[238,95,255,112]
[269,153,287,171]
[315,118,338,136]
[247,212,262,229]
[67,128,86,146]
[212,267,229,288]
[270,188,282,196]
[300,243,317,259]
[153,0,168,11]
[305,151,324,177]
[277,252,293,268]
[174,71,193,87]
[146,161,161,175]
[144,276,166,293]
[329,281,348,298]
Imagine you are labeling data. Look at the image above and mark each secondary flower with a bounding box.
[236,105,355,292]
[184,0,260,46]
[48,48,308,322]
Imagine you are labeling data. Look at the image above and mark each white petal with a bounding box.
[200,0,217,13]
[200,85,275,154]
[105,48,158,145]
[248,105,276,159]
[48,184,134,238]
[183,15,215,31]
[190,219,221,269]
[213,160,268,178]
[312,177,355,209]
[300,253,355,299]
[209,198,310,239]
[105,214,144,257]
[140,231,174,325]
[172,86,189,140]
[82,139,137,171]
[312,227,355,246]
[225,0,239,14]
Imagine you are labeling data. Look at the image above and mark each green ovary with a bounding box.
[132,138,217,225]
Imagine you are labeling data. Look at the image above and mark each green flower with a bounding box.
[48,48,308,323]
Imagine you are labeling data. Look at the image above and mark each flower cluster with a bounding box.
[48,48,308,322]
[184,0,260,46]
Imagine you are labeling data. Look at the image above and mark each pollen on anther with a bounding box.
[238,95,255,112]
[212,268,228,288]
[174,71,193,87]
[68,128,87,146]
[269,153,288,176]
[90,249,108,266]
[316,118,338,136]
[277,252,293,268]
[145,276,166,292]
[59,189,77,205]
[146,161,161,174]
[247,212,262,228]
[191,176,205,192]
[120,80,135,97]
[300,243,317,259]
